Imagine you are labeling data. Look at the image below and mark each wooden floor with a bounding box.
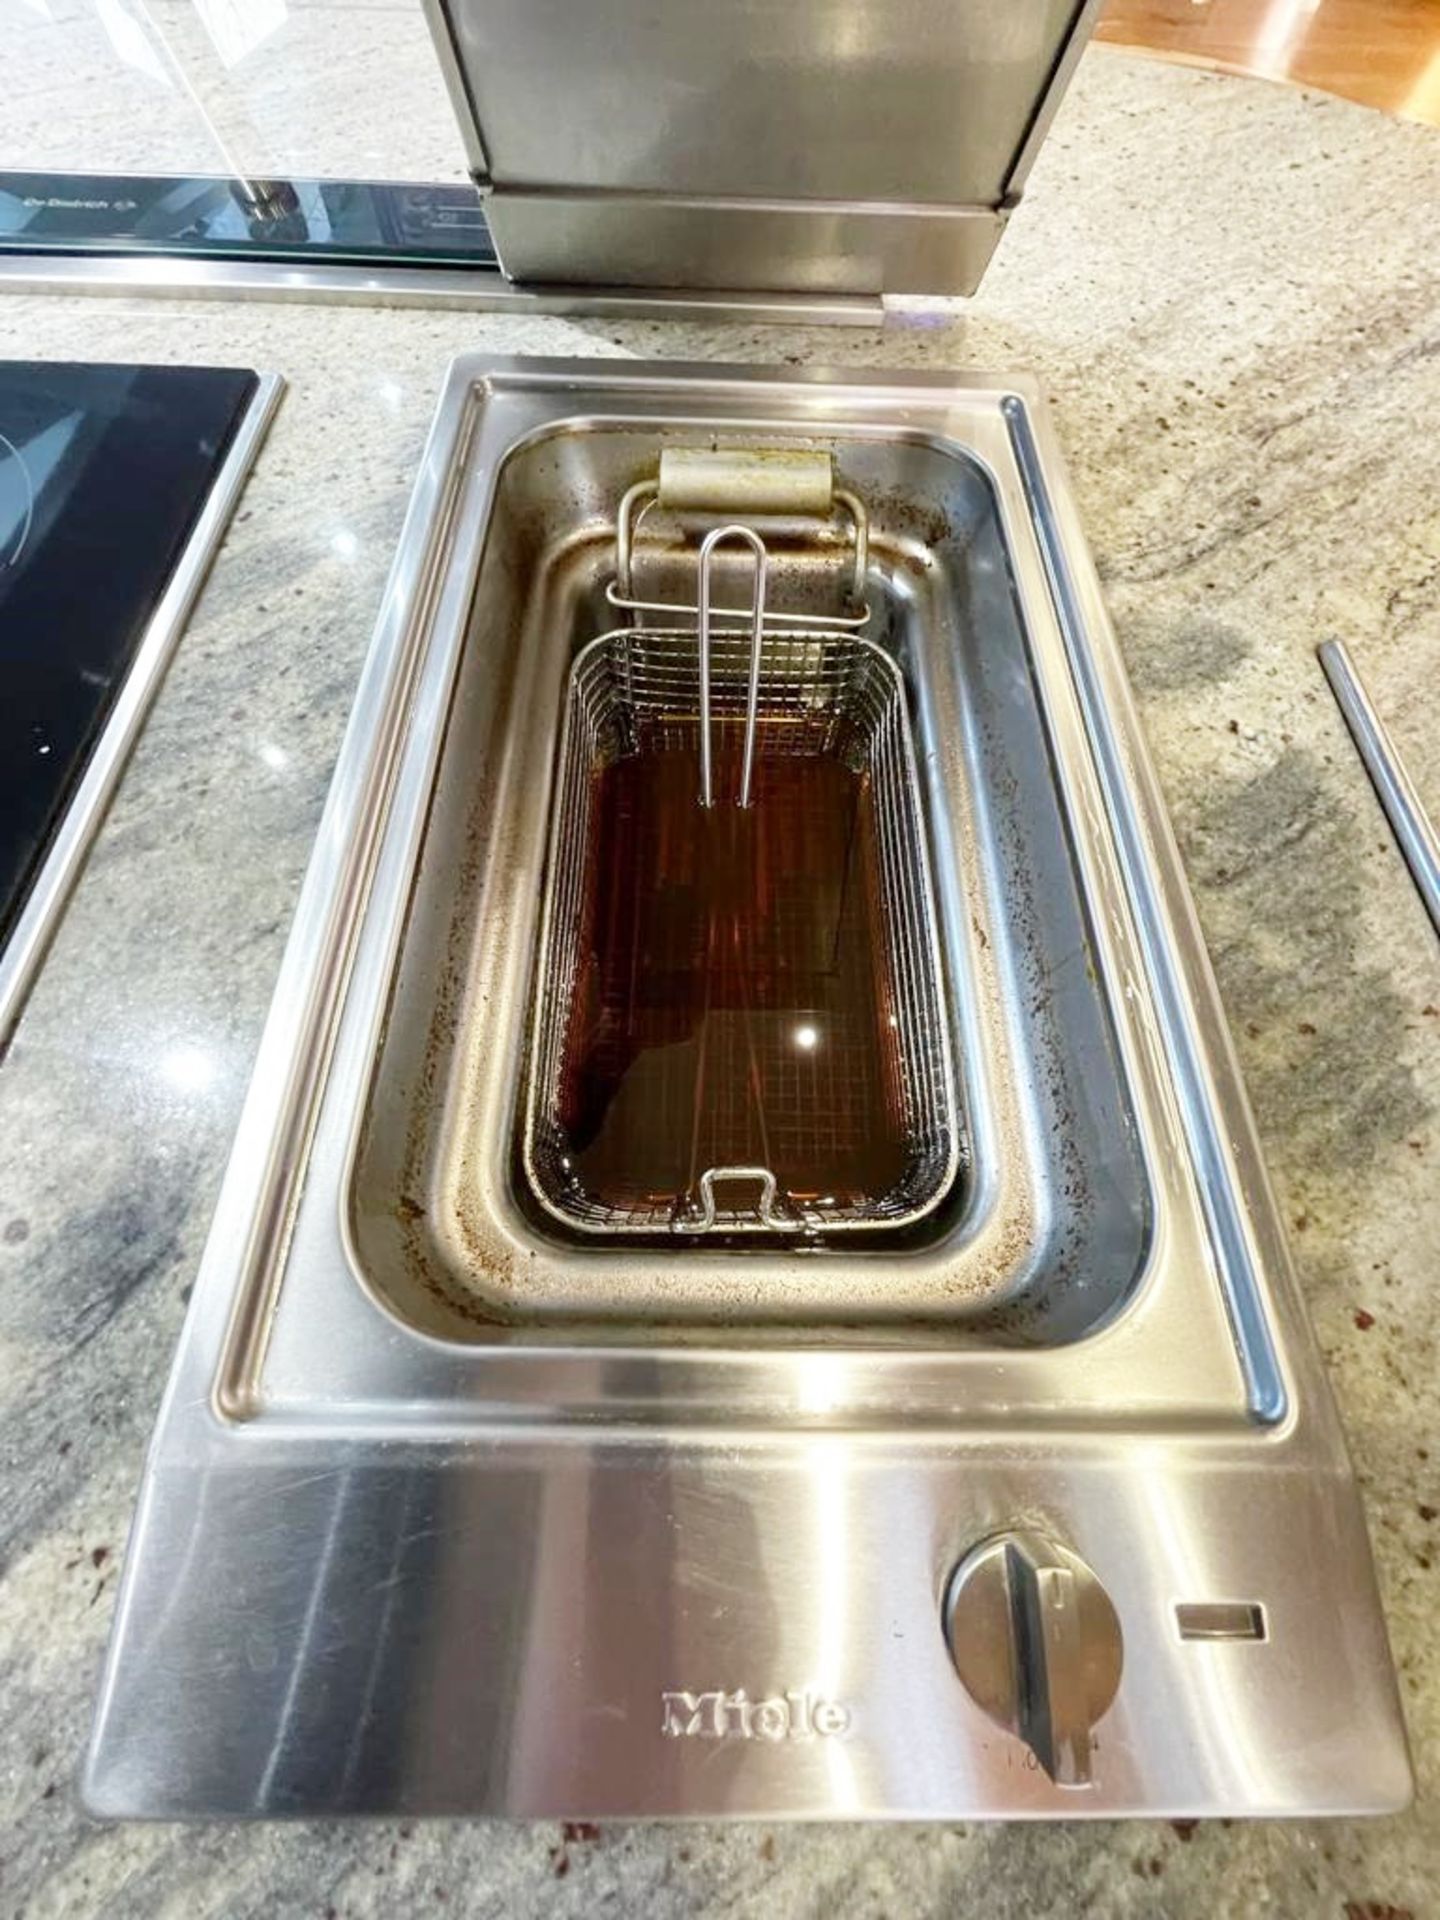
[1097,0,1440,127]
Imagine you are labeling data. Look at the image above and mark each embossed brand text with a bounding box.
[660,1688,850,1741]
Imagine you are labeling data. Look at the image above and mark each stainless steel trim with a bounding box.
[1004,398,1288,1419]
[489,183,1008,218]
[0,372,283,1048]
[480,189,1007,296]
[422,8,490,181]
[1004,0,1111,192]
[0,252,883,325]
[1318,637,1440,940]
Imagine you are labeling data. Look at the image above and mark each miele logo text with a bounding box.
[661,1688,850,1741]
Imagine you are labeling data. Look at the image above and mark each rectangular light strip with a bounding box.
[1176,1602,1267,1642]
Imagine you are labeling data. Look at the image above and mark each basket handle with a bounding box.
[614,450,868,608]
[697,523,768,810]
[659,447,832,516]
[685,1166,804,1233]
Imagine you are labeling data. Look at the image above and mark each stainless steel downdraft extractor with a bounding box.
[420,0,1104,295]
[85,361,1411,1819]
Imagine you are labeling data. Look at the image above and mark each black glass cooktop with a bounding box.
[0,361,260,953]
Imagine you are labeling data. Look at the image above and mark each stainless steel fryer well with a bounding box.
[344,411,1151,1334]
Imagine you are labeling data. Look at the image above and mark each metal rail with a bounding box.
[1318,638,1440,940]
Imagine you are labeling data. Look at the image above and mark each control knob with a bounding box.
[943,1529,1123,1787]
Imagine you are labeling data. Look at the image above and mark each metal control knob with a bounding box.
[943,1529,1123,1788]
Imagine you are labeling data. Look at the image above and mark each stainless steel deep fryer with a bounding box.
[85,361,1411,1821]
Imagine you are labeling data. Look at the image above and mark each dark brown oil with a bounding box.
[556,723,908,1222]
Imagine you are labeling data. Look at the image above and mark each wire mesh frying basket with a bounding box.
[521,451,961,1239]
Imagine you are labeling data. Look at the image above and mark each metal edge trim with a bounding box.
[485,183,1009,219]
[1001,395,1289,1424]
[211,370,488,1417]
[1,165,474,189]
[0,371,285,1050]
[1318,638,1440,941]
[417,0,491,179]
[1005,0,1110,194]
[0,252,884,326]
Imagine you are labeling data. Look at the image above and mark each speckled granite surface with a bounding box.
[0,42,1437,1920]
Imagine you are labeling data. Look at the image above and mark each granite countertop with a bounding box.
[1,44,1437,1920]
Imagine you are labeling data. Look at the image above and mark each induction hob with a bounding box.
[0,361,281,1043]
